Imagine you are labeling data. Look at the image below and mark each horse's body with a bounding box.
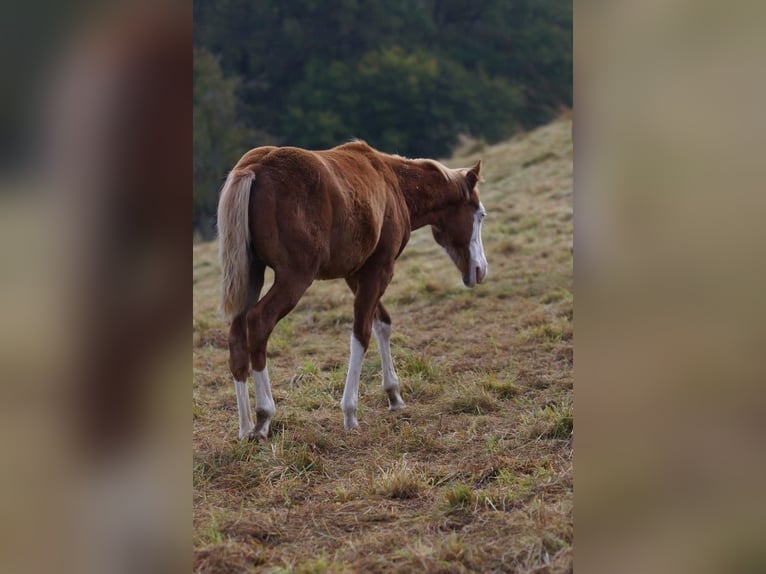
[218,141,487,440]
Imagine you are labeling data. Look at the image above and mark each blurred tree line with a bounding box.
[193,0,571,236]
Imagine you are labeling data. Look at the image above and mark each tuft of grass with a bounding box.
[445,390,499,415]
[546,408,573,439]
[398,352,439,382]
[293,555,331,574]
[268,431,324,479]
[228,439,266,464]
[193,457,215,488]
[522,322,570,343]
[192,316,210,333]
[204,521,224,545]
[333,481,355,503]
[481,374,520,399]
[495,468,535,503]
[283,444,323,477]
[485,434,503,454]
[391,420,441,455]
[542,531,569,555]
[292,424,333,452]
[541,287,573,305]
[291,374,336,410]
[444,483,476,510]
[490,463,559,507]
[193,398,204,420]
[299,360,320,377]
[439,532,478,567]
[374,459,426,499]
[521,404,573,440]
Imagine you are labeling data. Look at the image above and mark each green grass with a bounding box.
[521,404,574,440]
[481,373,521,399]
[444,483,477,510]
[444,390,500,415]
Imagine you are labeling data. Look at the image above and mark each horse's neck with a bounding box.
[392,160,461,229]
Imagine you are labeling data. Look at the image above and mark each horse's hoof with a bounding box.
[247,429,268,443]
[238,426,255,441]
[386,390,406,411]
[343,418,359,431]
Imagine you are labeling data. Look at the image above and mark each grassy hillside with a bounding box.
[193,116,573,573]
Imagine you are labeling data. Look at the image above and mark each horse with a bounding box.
[217,140,488,441]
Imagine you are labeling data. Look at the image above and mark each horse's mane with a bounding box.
[342,140,460,185]
[411,158,460,184]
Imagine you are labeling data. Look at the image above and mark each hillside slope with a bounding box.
[193,116,573,573]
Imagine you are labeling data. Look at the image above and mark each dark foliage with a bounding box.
[193,0,571,236]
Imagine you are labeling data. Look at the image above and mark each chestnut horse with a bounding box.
[217,141,487,440]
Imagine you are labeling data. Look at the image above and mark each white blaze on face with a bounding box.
[468,202,488,286]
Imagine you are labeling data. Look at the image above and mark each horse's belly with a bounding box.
[315,247,374,279]
[314,265,351,280]
[315,224,381,279]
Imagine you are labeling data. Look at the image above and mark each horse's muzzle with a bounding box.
[463,262,487,287]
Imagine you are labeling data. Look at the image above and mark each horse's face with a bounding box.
[432,162,488,287]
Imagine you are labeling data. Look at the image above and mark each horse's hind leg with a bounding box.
[373,302,405,411]
[228,260,266,440]
[229,314,255,439]
[246,269,313,441]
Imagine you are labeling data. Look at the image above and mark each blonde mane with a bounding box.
[414,158,460,183]
[388,153,460,184]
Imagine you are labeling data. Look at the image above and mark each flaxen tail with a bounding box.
[217,169,254,321]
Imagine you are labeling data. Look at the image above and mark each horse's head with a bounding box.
[431,160,488,287]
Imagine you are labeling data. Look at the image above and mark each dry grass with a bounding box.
[193,117,573,573]
[373,459,427,500]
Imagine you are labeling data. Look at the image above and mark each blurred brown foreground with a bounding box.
[0,2,190,573]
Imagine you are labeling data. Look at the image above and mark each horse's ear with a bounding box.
[464,160,482,191]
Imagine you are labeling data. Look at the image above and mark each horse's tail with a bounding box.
[217,168,254,321]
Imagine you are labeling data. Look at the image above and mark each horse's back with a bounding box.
[237,144,405,279]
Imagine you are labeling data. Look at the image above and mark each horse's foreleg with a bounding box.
[373,302,405,411]
[340,332,367,431]
[341,269,392,430]
[245,269,312,441]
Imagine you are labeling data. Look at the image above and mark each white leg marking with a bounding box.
[234,380,255,440]
[251,367,276,440]
[373,319,405,410]
[340,335,366,430]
